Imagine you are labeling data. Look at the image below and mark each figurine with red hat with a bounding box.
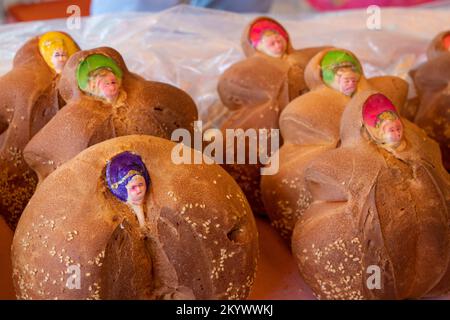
[362,93,404,149]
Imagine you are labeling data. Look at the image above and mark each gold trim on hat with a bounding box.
[111,170,141,189]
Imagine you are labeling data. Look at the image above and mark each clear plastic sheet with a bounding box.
[0,4,449,300]
[1,4,450,126]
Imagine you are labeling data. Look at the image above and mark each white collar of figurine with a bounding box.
[365,130,407,154]
[87,88,127,106]
[380,139,407,153]
[364,116,406,153]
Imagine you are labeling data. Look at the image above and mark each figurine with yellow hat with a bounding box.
[38,31,79,74]
[0,31,80,230]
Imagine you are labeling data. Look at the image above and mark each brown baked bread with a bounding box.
[23,47,198,183]
[290,90,450,299]
[218,16,328,215]
[0,32,80,229]
[261,48,409,239]
[12,135,258,300]
[407,30,450,170]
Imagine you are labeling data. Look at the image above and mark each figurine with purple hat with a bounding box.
[106,151,150,227]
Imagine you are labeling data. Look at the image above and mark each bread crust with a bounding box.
[12,135,259,300]
[218,16,328,215]
[290,90,450,299]
[24,47,198,183]
[0,34,79,229]
[408,31,450,170]
[262,48,409,238]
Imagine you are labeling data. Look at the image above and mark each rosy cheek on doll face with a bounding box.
[51,50,68,72]
[126,176,147,206]
[261,34,286,57]
[383,120,403,144]
[339,74,359,96]
[98,74,119,98]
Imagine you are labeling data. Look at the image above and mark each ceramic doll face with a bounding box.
[106,151,150,203]
[51,48,68,74]
[321,50,362,96]
[249,18,289,58]
[38,31,79,73]
[362,93,404,149]
[333,67,360,96]
[380,118,403,147]
[97,71,120,100]
[105,151,150,227]
[257,31,287,58]
[77,54,123,103]
[88,68,121,103]
[125,175,147,206]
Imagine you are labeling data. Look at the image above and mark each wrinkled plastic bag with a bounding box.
[0,4,449,128]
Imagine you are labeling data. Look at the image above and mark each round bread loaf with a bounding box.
[291,90,450,299]
[12,135,258,300]
[261,47,409,239]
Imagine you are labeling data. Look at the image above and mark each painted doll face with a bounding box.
[249,18,289,59]
[88,69,121,102]
[51,48,68,74]
[333,67,360,96]
[97,72,120,100]
[380,118,403,147]
[125,175,147,206]
[77,54,123,103]
[321,51,362,96]
[257,32,287,58]
[362,93,404,150]
[39,31,79,73]
[106,151,150,208]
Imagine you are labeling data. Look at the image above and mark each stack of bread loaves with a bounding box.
[1,15,449,301]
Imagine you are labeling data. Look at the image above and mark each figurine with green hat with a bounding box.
[320,50,362,97]
[77,54,123,103]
